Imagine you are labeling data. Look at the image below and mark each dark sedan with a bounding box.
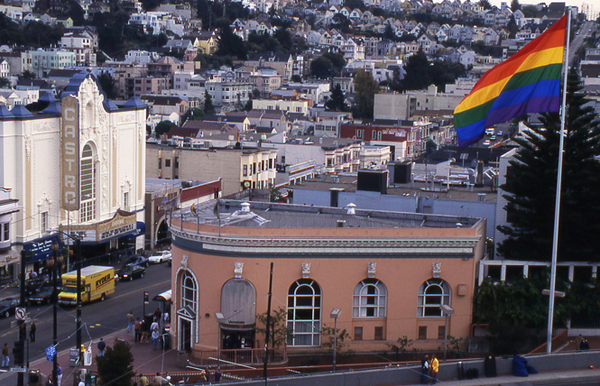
[124,255,149,268]
[28,286,60,305]
[0,298,19,318]
[117,264,146,281]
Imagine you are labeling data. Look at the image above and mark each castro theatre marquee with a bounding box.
[0,72,147,271]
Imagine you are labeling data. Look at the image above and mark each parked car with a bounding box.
[0,298,19,318]
[24,275,50,295]
[483,139,491,146]
[149,250,172,264]
[124,255,149,268]
[28,286,60,305]
[116,264,146,281]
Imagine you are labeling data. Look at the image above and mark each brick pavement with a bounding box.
[28,328,182,385]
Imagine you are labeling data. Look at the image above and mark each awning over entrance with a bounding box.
[22,235,62,263]
[153,289,172,302]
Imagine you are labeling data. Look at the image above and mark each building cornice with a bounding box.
[171,228,480,257]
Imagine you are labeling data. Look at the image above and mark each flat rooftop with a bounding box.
[288,174,498,203]
[174,199,483,229]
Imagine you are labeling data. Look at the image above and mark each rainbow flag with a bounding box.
[454,15,567,147]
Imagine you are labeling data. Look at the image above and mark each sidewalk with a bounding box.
[29,328,181,385]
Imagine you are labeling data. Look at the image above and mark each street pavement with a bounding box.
[26,325,181,386]
[0,261,171,385]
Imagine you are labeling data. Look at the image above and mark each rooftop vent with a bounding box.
[241,202,250,213]
[346,203,356,215]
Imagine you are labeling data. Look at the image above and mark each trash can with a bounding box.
[177,350,188,368]
[457,361,465,380]
[69,348,79,367]
[29,369,41,386]
[484,355,497,377]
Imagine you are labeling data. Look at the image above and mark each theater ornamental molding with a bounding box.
[171,228,479,256]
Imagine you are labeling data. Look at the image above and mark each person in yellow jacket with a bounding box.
[430,354,439,384]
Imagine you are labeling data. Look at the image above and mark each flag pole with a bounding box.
[546,7,571,355]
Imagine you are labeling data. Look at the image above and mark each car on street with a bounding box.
[116,264,146,281]
[149,250,172,264]
[483,139,491,146]
[28,286,60,305]
[124,255,149,268]
[0,297,19,318]
[24,275,50,295]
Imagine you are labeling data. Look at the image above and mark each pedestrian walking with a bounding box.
[30,321,36,342]
[152,372,164,386]
[151,327,159,350]
[127,311,135,332]
[214,369,222,383]
[97,338,106,357]
[430,354,439,385]
[134,317,142,343]
[137,373,149,386]
[154,309,162,325]
[56,364,63,386]
[2,342,9,367]
[421,354,429,384]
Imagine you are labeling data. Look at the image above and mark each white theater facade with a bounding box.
[0,73,147,272]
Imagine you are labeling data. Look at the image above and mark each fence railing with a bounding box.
[192,347,287,367]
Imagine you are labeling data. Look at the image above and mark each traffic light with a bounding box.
[13,340,24,366]
[143,291,149,304]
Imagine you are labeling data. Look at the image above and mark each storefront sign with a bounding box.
[62,210,138,243]
[23,235,61,263]
[61,95,80,210]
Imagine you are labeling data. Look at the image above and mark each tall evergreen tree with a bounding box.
[498,71,600,261]
[353,69,379,119]
[326,84,347,111]
[204,90,215,115]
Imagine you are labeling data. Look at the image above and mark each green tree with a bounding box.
[344,0,365,11]
[256,306,290,348]
[183,107,205,122]
[498,71,600,262]
[353,69,379,119]
[310,53,345,79]
[0,77,9,88]
[478,0,492,10]
[96,339,134,386]
[216,26,247,59]
[155,120,176,136]
[321,324,352,355]
[402,51,431,91]
[243,98,253,111]
[97,72,116,99]
[204,91,215,115]
[510,0,520,12]
[325,84,347,111]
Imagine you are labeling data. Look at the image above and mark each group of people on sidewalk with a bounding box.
[127,309,170,350]
[420,354,439,384]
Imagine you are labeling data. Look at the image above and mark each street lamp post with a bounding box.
[47,229,83,364]
[330,308,341,372]
[214,313,225,371]
[50,242,64,386]
[439,304,454,362]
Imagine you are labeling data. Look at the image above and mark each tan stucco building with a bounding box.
[169,199,486,362]
[146,143,277,196]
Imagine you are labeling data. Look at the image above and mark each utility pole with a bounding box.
[263,263,273,386]
[17,250,27,386]
[76,238,82,364]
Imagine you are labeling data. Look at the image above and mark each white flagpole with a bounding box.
[546,7,571,355]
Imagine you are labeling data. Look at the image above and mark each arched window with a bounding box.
[287,279,321,346]
[181,271,197,311]
[80,143,96,222]
[353,279,387,318]
[417,278,451,317]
